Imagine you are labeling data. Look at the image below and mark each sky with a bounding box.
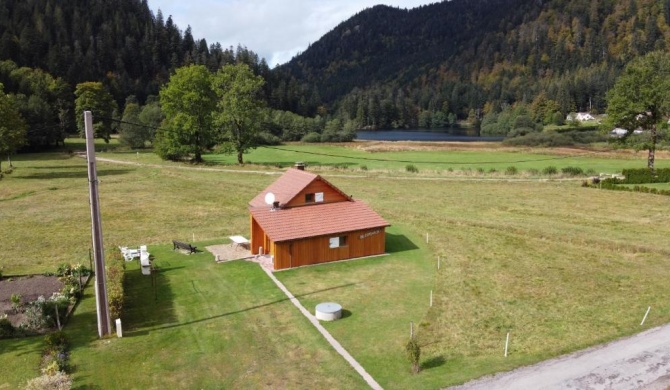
[148,0,438,67]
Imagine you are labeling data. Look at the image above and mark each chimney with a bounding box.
[294,162,305,171]
[272,201,280,209]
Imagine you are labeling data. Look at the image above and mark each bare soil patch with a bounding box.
[0,275,63,326]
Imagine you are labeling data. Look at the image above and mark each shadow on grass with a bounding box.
[17,169,134,180]
[340,309,353,319]
[135,282,359,334]
[421,355,447,370]
[122,265,177,334]
[386,233,419,253]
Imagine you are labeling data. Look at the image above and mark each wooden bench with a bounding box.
[173,240,197,254]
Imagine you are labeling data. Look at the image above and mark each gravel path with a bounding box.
[448,324,670,390]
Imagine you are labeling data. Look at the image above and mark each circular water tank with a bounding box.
[315,302,342,321]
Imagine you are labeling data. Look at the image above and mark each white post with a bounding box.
[437,256,440,269]
[504,332,510,357]
[115,318,123,337]
[641,306,651,326]
[410,321,413,339]
[430,290,433,307]
[426,233,429,243]
[192,232,195,242]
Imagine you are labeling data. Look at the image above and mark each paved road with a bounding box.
[448,324,670,390]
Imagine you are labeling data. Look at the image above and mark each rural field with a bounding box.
[1,140,669,389]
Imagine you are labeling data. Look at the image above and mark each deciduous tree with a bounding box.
[213,63,265,164]
[606,51,670,171]
[74,82,117,142]
[0,84,27,173]
[156,65,216,162]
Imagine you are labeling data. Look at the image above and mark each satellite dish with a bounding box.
[264,192,276,205]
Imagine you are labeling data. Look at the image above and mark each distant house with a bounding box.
[249,164,390,270]
[609,128,644,138]
[567,112,596,121]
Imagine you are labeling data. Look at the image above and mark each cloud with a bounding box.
[148,0,436,67]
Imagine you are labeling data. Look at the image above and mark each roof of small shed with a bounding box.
[250,200,389,242]
[248,168,350,209]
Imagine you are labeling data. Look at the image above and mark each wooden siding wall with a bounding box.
[250,215,266,255]
[273,228,386,270]
[284,178,349,208]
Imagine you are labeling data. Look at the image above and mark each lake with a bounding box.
[356,128,503,142]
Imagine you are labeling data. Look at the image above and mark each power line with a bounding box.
[261,145,597,165]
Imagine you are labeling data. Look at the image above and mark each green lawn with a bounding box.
[2,144,670,389]
[2,244,368,389]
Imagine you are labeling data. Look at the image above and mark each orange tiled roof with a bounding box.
[249,169,318,208]
[249,168,350,208]
[250,200,389,242]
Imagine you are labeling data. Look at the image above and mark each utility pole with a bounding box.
[85,111,111,337]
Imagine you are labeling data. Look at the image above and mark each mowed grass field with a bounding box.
[1,141,670,389]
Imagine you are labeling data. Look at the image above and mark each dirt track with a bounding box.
[448,324,670,390]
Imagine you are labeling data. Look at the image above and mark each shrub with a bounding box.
[406,164,419,173]
[561,166,584,176]
[44,331,69,354]
[503,131,573,147]
[359,165,368,171]
[106,250,126,321]
[11,294,21,313]
[24,371,73,390]
[476,167,485,174]
[405,338,421,374]
[505,166,518,175]
[256,131,281,146]
[300,132,322,143]
[543,166,558,175]
[620,168,670,184]
[0,315,14,338]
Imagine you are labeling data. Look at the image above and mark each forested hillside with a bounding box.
[3,0,670,150]
[0,0,280,149]
[278,0,670,129]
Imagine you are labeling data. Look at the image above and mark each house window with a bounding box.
[305,193,315,203]
[329,235,348,248]
[315,192,324,202]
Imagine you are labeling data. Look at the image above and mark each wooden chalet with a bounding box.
[249,164,389,270]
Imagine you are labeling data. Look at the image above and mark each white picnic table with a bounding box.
[229,235,250,248]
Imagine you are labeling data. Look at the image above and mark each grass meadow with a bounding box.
[1,140,670,388]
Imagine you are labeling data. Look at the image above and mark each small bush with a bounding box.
[406,164,419,173]
[488,168,497,174]
[11,294,21,313]
[503,131,573,147]
[24,371,73,390]
[256,131,281,146]
[505,166,518,175]
[620,168,670,184]
[106,250,126,321]
[0,316,14,338]
[300,132,322,143]
[543,166,558,175]
[359,165,368,171]
[561,166,584,176]
[476,167,485,174]
[405,338,421,374]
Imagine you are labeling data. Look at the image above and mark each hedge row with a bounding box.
[106,250,126,321]
[585,179,670,196]
[617,168,670,184]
